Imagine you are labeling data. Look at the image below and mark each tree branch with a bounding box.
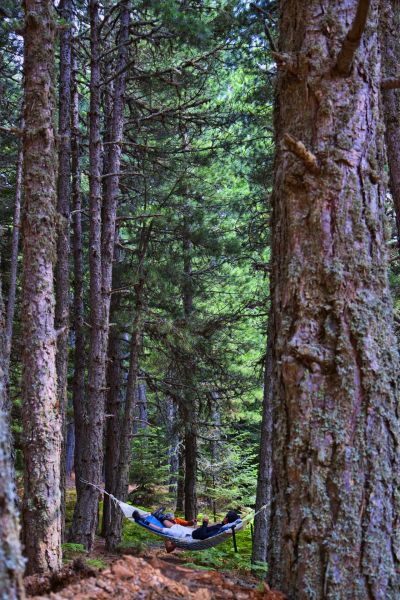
[283,133,320,174]
[381,77,400,90]
[333,0,370,76]
[250,3,277,53]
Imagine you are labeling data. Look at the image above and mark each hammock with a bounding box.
[82,480,257,551]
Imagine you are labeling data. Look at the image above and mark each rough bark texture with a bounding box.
[21,0,62,574]
[55,0,72,540]
[0,409,25,600]
[70,48,85,504]
[381,0,400,252]
[0,275,25,600]
[6,135,23,362]
[268,2,400,598]
[70,0,103,550]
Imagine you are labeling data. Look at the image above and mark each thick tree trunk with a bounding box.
[70,0,103,550]
[268,2,400,598]
[21,0,62,574]
[381,0,400,252]
[0,273,25,599]
[55,0,72,540]
[70,48,85,502]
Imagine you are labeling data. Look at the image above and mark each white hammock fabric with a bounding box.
[81,480,254,551]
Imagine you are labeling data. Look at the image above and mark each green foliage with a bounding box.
[61,542,86,562]
[86,558,107,570]
[182,523,267,577]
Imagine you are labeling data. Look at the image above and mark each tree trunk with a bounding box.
[103,248,123,540]
[381,0,400,252]
[70,47,85,506]
[134,383,148,432]
[5,133,23,364]
[105,273,145,550]
[0,267,25,599]
[166,395,179,494]
[55,0,72,541]
[21,0,61,574]
[182,211,197,521]
[175,443,185,513]
[252,323,273,564]
[70,0,103,550]
[268,2,400,598]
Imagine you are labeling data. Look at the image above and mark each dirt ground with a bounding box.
[24,541,286,600]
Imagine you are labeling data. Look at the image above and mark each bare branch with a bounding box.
[283,133,320,174]
[271,52,298,75]
[0,125,23,137]
[381,77,400,90]
[333,0,370,76]
[250,3,278,53]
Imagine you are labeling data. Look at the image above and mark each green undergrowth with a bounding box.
[181,527,268,577]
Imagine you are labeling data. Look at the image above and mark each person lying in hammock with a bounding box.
[132,509,240,553]
[191,511,240,540]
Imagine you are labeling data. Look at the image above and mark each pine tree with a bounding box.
[21,0,62,574]
[267,1,400,596]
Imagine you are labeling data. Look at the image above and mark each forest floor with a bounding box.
[24,541,285,599]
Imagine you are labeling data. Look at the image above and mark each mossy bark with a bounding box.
[21,0,62,574]
[268,1,400,598]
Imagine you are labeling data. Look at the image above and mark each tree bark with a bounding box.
[6,134,23,363]
[166,394,179,495]
[103,246,123,540]
[381,0,400,253]
[55,0,72,541]
[175,443,185,513]
[252,323,273,564]
[70,47,85,506]
[268,2,400,598]
[21,0,62,574]
[182,210,198,521]
[70,0,103,550]
[105,251,145,550]
[0,269,25,599]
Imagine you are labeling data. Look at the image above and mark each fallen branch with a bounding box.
[333,0,370,76]
[283,133,320,174]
